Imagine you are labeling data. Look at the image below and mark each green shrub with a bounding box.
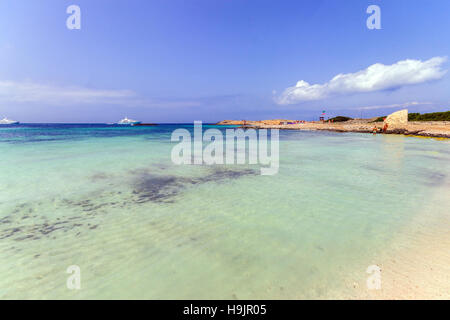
[328,116,353,122]
[371,116,386,122]
[408,111,450,121]
[408,113,420,121]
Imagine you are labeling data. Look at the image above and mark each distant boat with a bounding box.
[117,117,141,125]
[0,117,20,125]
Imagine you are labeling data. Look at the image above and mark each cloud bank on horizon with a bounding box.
[275,57,448,105]
[0,80,136,105]
[0,80,203,108]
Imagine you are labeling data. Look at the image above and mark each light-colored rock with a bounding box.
[384,109,408,126]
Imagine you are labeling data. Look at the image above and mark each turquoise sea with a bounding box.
[0,124,449,299]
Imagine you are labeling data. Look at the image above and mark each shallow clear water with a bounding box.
[0,124,449,299]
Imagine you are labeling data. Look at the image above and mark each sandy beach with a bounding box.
[217,119,450,138]
[354,185,450,300]
[360,230,450,299]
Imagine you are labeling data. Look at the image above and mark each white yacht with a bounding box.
[117,117,141,125]
[0,117,20,125]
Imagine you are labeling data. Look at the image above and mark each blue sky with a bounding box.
[1,0,449,123]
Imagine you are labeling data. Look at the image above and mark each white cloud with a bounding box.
[0,80,137,105]
[0,80,202,108]
[359,101,433,110]
[276,57,447,104]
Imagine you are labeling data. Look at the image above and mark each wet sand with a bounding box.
[354,212,450,299]
[345,178,450,300]
[363,233,450,299]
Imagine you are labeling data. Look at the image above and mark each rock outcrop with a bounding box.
[384,109,408,126]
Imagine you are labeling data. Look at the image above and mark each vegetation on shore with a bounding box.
[408,111,450,121]
[328,116,353,122]
[372,116,386,122]
[371,111,450,122]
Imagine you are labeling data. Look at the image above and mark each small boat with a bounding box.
[0,117,20,125]
[117,117,141,125]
